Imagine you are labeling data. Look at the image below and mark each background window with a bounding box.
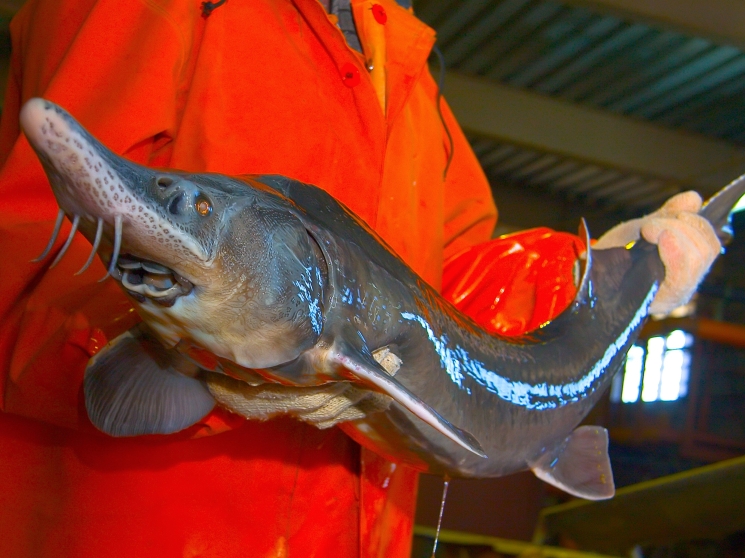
[610,330,693,403]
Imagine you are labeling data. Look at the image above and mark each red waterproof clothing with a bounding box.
[0,1,579,557]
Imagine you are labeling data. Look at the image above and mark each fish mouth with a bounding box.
[111,254,194,307]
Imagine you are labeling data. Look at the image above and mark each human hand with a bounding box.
[594,191,720,315]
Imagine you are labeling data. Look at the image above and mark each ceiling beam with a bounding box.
[443,71,745,197]
[561,0,745,51]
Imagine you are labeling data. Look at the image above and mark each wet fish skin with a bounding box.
[20,98,745,499]
[264,175,663,478]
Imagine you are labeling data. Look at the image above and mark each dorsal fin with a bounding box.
[84,325,215,436]
[530,425,615,500]
[518,218,594,344]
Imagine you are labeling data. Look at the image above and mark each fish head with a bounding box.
[21,98,325,369]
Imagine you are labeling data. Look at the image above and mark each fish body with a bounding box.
[20,98,745,500]
[253,176,658,482]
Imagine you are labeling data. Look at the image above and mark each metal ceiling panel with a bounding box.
[464,133,672,212]
[420,0,745,144]
[418,0,745,213]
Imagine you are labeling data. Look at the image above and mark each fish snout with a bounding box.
[21,98,126,223]
[20,98,64,152]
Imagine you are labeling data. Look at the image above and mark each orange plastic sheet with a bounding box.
[443,228,584,336]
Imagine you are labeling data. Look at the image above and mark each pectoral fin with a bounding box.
[332,349,487,459]
[530,425,615,500]
[84,325,216,436]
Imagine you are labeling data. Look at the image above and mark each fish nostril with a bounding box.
[168,192,187,215]
[156,177,174,189]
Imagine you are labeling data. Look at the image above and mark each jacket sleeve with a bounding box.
[437,84,499,259]
[0,0,199,430]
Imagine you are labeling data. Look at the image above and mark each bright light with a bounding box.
[659,349,689,401]
[641,337,665,402]
[678,360,690,398]
[618,331,693,404]
[666,329,691,350]
[621,345,644,403]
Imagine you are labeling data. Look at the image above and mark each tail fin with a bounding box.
[700,173,745,244]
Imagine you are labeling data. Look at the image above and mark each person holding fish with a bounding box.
[0,1,723,557]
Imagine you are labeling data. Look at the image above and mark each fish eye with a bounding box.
[195,195,212,216]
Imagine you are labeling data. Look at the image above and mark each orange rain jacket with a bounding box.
[0,1,580,557]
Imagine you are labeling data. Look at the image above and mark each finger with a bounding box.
[658,191,702,215]
[656,227,703,281]
[594,218,643,250]
[676,212,721,263]
[594,192,705,251]
[649,228,700,314]
[641,214,718,259]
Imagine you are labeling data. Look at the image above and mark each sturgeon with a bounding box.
[20,98,745,500]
